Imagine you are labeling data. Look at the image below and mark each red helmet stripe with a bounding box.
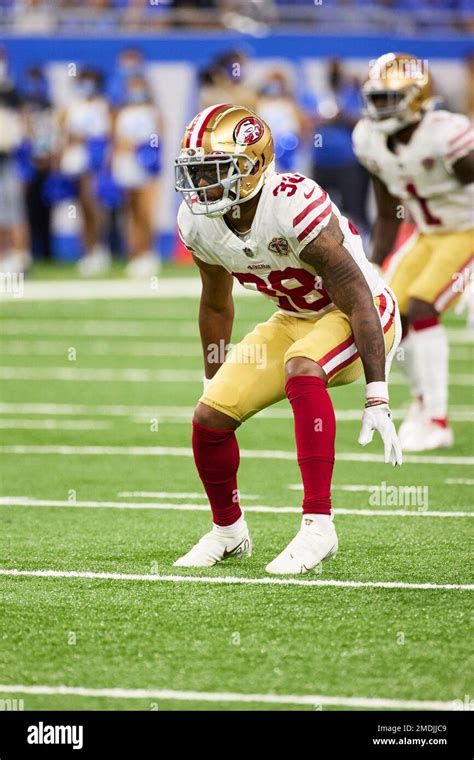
[184,117,196,147]
[186,103,230,149]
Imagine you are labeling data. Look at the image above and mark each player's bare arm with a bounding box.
[300,213,386,383]
[193,254,234,381]
[300,213,401,465]
[371,175,402,267]
[452,151,474,184]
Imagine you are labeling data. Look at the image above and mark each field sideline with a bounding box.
[0,265,472,711]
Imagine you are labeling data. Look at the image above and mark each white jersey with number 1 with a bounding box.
[353,109,474,234]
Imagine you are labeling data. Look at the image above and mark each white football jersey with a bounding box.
[353,110,474,234]
[65,97,110,139]
[115,104,157,146]
[178,171,385,320]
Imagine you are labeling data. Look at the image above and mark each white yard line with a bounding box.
[0,366,473,385]
[0,683,463,711]
[328,508,472,517]
[0,401,473,423]
[0,402,174,417]
[0,419,110,430]
[0,321,200,337]
[449,347,474,360]
[445,479,474,485]
[291,484,371,492]
[1,338,474,361]
[0,340,202,357]
[0,367,203,382]
[117,491,260,499]
[0,319,471,343]
[390,373,473,386]
[0,498,471,517]
[0,278,257,301]
[0,568,471,591]
[1,444,472,465]
[2,338,471,362]
[131,409,474,424]
[441,328,474,344]
[117,491,208,499]
[290,483,465,497]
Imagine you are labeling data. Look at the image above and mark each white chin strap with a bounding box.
[373,111,421,135]
[364,85,429,136]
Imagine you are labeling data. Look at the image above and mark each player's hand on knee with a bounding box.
[358,384,402,466]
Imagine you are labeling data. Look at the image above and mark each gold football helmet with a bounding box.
[174,103,275,217]
[362,53,434,135]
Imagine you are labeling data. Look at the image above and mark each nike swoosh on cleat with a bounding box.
[321,544,338,561]
[222,537,249,559]
[304,187,315,199]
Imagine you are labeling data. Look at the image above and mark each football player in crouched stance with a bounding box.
[353,53,474,451]
[173,103,402,575]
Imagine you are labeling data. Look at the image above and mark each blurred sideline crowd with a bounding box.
[0,46,163,277]
[0,0,473,34]
[1,44,473,277]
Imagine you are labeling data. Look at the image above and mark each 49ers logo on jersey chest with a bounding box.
[268,237,289,256]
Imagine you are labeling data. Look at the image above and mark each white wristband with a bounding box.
[203,377,211,391]
[366,381,388,402]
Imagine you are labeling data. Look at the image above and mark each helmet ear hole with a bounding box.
[250,160,260,176]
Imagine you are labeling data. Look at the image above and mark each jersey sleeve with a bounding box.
[177,201,215,265]
[435,113,474,171]
[352,118,375,173]
[277,176,333,257]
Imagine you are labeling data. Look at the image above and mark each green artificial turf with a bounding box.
[0,276,472,710]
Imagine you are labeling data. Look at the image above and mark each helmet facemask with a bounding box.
[362,54,434,136]
[362,83,423,135]
[175,149,257,217]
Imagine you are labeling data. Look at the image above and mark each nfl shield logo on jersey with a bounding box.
[268,237,289,256]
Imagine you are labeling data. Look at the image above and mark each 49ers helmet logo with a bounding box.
[233,117,265,146]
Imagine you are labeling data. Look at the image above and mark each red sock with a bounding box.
[411,316,439,331]
[192,419,242,526]
[286,375,336,515]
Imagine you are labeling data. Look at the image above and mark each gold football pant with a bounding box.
[386,228,474,316]
[200,289,400,423]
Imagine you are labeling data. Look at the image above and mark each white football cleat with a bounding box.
[266,515,338,575]
[398,397,424,443]
[173,518,252,568]
[399,420,453,452]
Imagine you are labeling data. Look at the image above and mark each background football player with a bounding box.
[353,53,474,452]
[173,103,402,575]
